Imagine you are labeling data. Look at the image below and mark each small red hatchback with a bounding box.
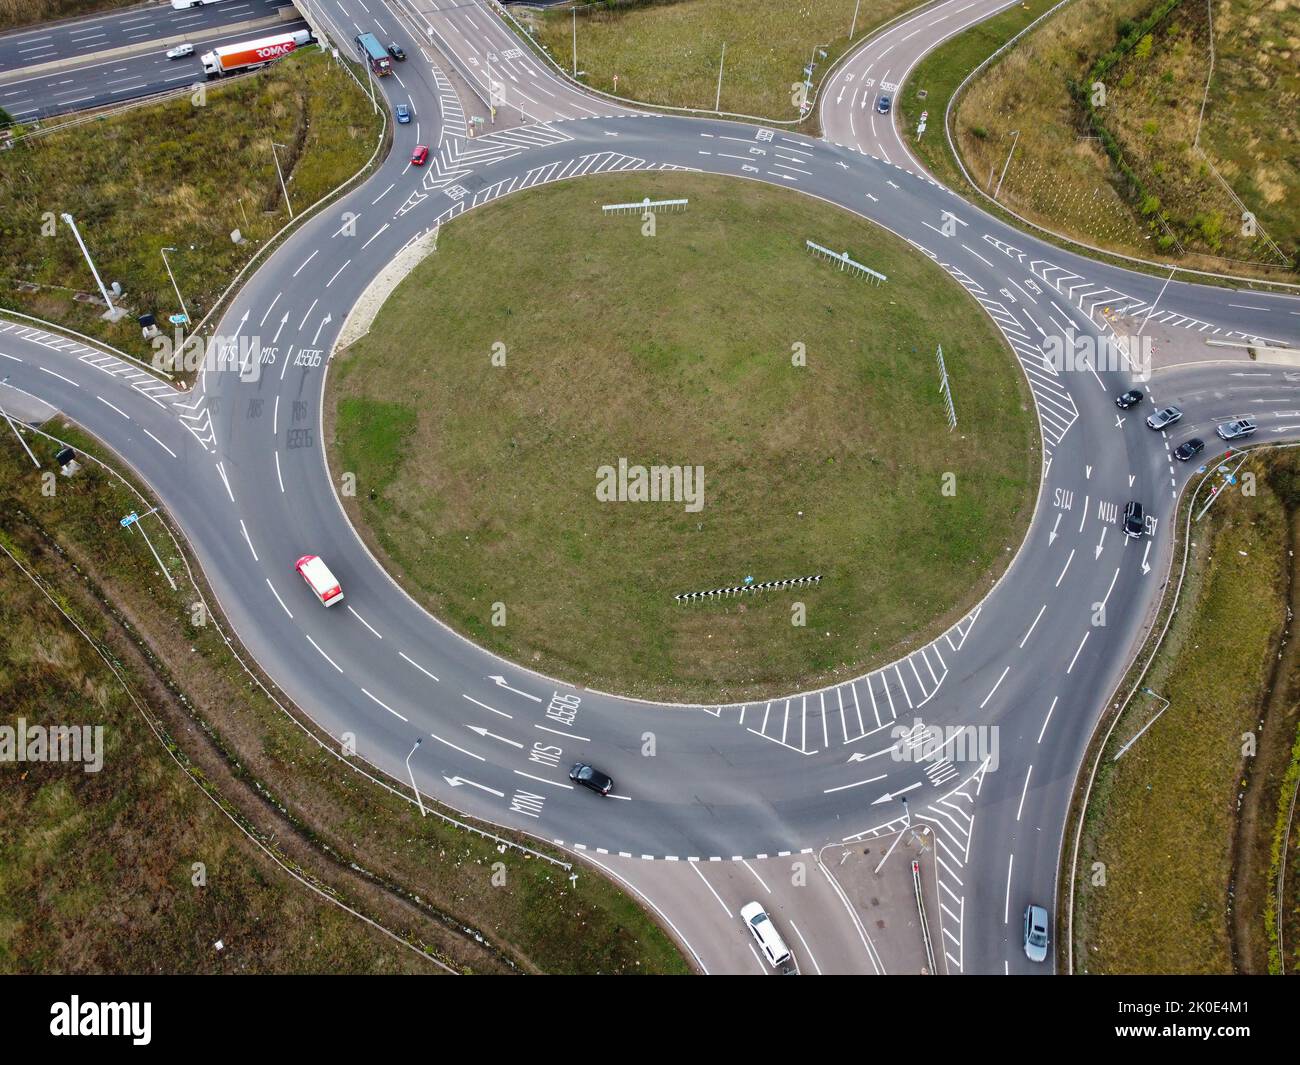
[411,144,429,166]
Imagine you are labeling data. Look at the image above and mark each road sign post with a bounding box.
[120,508,177,591]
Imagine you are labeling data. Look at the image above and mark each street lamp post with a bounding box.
[803,44,829,115]
[59,212,121,319]
[270,141,294,218]
[405,738,426,816]
[992,129,1020,202]
[873,795,911,874]
[159,246,189,325]
[715,41,726,111]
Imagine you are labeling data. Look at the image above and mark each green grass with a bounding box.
[519,0,921,120]
[0,423,689,974]
[327,172,1038,704]
[1099,0,1298,266]
[0,49,382,366]
[950,0,1298,275]
[0,537,436,974]
[1075,454,1292,973]
[898,1,1044,190]
[0,0,137,32]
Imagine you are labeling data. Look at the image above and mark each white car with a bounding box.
[740,901,793,969]
[166,44,195,60]
[295,554,344,607]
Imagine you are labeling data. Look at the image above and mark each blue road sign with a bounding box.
[120,512,138,528]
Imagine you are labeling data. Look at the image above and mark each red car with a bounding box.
[411,144,429,166]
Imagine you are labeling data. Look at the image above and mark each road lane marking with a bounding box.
[462,693,511,718]
[1036,696,1059,743]
[305,634,343,672]
[1019,603,1046,648]
[399,651,439,682]
[347,604,383,638]
[513,768,571,789]
[265,578,293,619]
[142,428,176,458]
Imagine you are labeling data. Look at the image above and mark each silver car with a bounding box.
[1145,405,1182,430]
[1024,904,1049,963]
[1216,418,1256,441]
[165,43,194,60]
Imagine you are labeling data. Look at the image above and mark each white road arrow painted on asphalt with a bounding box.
[871,780,922,804]
[1049,512,1061,545]
[1085,464,1093,479]
[488,675,543,702]
[1141,541,1152,574]
[272,312,288,343]
[1095,526,1107,559]
[443,775,505,797]
[1129,474,1136,486]
[312,313,333,346]
[466,725,524,749]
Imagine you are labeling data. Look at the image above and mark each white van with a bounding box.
[740,901,792,969]
[295,554,344,607]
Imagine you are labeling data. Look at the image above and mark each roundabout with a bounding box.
[327,171,1037,703]
[3,0,1299,975]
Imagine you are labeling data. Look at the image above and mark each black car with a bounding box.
[1115,389,1143,409]
[1123,501,1145,539]
[1173,438,1205,462]
[569,763,614,795]
[388,43,406,61]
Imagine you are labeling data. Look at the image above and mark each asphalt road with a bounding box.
[3,0,1299,974]
[0,0,298,120]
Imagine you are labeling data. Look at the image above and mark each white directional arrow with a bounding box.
[871,781,922,804]
[1049,512,1062,545]
[466,725,523,749]
[443,774,505,797]
[1129,474,1136,487]
[1085,465,1093,480]
[886,179,899,189]
[272,311,288,343]
[1141,541,1152,574]
[1095,526,1107,559]
[312,313,333,346]
[866,193,878,202]
[488,675,543,702]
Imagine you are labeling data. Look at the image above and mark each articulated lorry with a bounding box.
[200,29,313,78]
[355,32,393,76]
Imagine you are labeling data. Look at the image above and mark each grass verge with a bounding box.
[0,0,138,32]
[327,171,1037,704]
[948,0,1297,277]
[0,420,688,974]
[897,0,1043,191]
[515,0,922,122]
[0,48,382,369]
[1073,448,1300,973]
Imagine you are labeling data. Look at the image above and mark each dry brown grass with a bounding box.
[0,0,138,32]
[955,0,1298,273]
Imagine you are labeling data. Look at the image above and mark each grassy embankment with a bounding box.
[517,0,920,121]
[0,0,138,32]
[1075,450,1300,973]
[0,422,688,974]
[948,0,1297,274]
[327,171,1038,704]
[0,48,382,368]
